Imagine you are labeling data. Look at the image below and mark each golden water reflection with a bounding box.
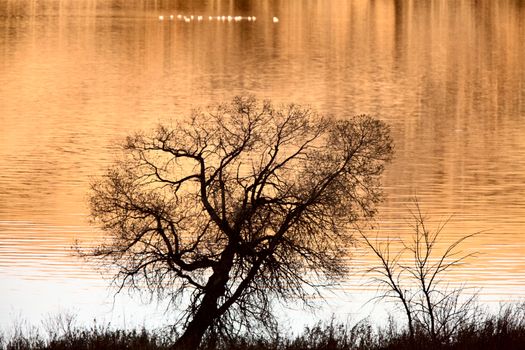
[0,0,524,320]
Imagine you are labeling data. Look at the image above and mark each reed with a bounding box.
[1,303,524,350]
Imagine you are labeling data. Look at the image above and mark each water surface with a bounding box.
[1,0,524,327]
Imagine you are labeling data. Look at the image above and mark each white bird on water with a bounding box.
[158,15,164,20]
[273,16,279,23]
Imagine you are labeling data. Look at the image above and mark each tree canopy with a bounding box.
[88,96,393,350]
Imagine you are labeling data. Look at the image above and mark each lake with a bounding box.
[1,0,524,329]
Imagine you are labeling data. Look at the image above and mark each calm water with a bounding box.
[1,0,524,327]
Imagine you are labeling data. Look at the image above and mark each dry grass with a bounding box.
[1,303,524,350]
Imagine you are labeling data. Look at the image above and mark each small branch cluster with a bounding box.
[362,202,481,343]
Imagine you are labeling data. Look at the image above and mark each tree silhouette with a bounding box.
[362,202,480,343]
[87,96,393,350]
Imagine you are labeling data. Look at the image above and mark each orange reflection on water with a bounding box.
[0,0,524,305]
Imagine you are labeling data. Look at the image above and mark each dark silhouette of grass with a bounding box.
[1,303,524,350]
[1,326,172,350]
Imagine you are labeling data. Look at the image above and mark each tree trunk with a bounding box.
[401,299,414,340]
[172,248,235,350]
[173,307,214,350]
[424,291,436,341]
[174,325,205,350]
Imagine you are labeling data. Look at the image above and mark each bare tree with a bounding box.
[361,234,416,339]
[87,96,393,350]
[362,202,479,343]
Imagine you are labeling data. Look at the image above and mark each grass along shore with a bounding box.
[1,303,524,350]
